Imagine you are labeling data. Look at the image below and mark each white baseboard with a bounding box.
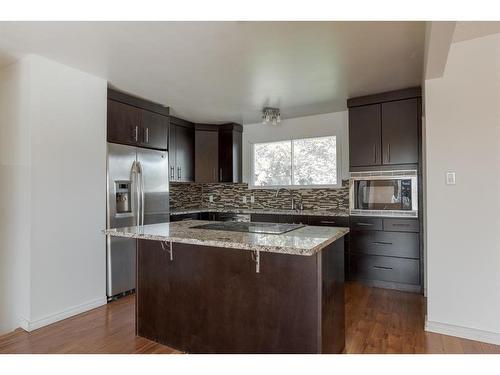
[19,296,107,332]
[425,320,500,345]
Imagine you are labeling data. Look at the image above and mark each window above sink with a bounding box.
[250,135,340,189]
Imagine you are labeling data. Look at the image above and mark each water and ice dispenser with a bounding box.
[115,181,131,214]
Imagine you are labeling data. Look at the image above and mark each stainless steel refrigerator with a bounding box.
[106,143,169,299]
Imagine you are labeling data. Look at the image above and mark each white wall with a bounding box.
[0,55,107,334]
[425,34,500,344]
[242,111,349,185]
[0,58,32,334]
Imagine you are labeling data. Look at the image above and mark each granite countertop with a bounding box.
[104,220,349,256]
[170,207,349,217]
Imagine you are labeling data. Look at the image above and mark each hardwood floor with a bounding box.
[0,296,179,354]
[0,282,499,354]
[345,282,500,354]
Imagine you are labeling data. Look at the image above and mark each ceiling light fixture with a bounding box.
[262,107,281,125]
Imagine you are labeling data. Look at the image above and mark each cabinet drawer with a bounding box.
[350,231,419,258]
[170,213,200,222]
[308,216,349,227]
[349,253,420,285]
[250,214,280,223]
[350,217,383,231]
[279,215,308,224]
[383,218,419,232]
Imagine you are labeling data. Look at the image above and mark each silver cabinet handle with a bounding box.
[177,166,181,179]
[170,166,174,179]
[133,126,139,142]
[356,222,373,226]
[387,143,391,163]
[372,241,393,246]
[373,144,376,163]
[145,127,149,143]
[319,220,337,225]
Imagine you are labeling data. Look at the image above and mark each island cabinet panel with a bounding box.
[136,239,345,354]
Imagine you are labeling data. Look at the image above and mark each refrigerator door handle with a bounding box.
[139,161,145,227]
[131,160,142,228]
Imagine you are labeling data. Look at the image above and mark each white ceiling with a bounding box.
[0,21,425,124]
[453,21,500,43]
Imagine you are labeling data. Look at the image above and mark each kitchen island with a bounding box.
[105,220,349,353]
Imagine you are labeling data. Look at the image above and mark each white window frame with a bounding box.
[249,134,342,189]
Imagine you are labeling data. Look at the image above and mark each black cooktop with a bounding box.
[190,222,305,235]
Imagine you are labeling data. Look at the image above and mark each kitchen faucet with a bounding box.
[275,188,295,210]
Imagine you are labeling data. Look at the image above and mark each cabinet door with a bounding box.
[175,125,195,182]
[107,99,141,146]
[307,216,349,227]
[195,129,219,182]
[349,104,382,167]
[168,124,177,181]
[219,128,243,183]
[349,231,419,258]
[381,98,419,165]
[349,253,420,285]
[139,110,168,150]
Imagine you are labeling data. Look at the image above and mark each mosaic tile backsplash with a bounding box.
[170,180,350,212]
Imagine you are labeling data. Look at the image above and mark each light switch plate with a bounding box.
[250,196,255,204]
[209,195,213,203]
[242,196,247,204]
[446,172,456,185]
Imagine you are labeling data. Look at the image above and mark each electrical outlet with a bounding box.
[446,172,456,185]
[209,195,213,203]
[242,196,247,204]
[250,196,255,204]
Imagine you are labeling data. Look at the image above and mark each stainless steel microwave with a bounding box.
[349,170,418,218]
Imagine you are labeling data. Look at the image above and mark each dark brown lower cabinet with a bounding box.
[136,239,345,353]
[349,231,419,258]
[349,217,421,293]
[169,213,201,222]
[349,253,420,289]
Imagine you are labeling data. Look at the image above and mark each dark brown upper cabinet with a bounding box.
[381,99,419,165]
[138,109,169,150]
[349,104,382,167]
[195,125,219,183]
[170,117,195,183]
[347,87,421,170]
[107,99,142,147]
[219,123,243,183]
[107,89,169,150]
[194,123,243,183]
